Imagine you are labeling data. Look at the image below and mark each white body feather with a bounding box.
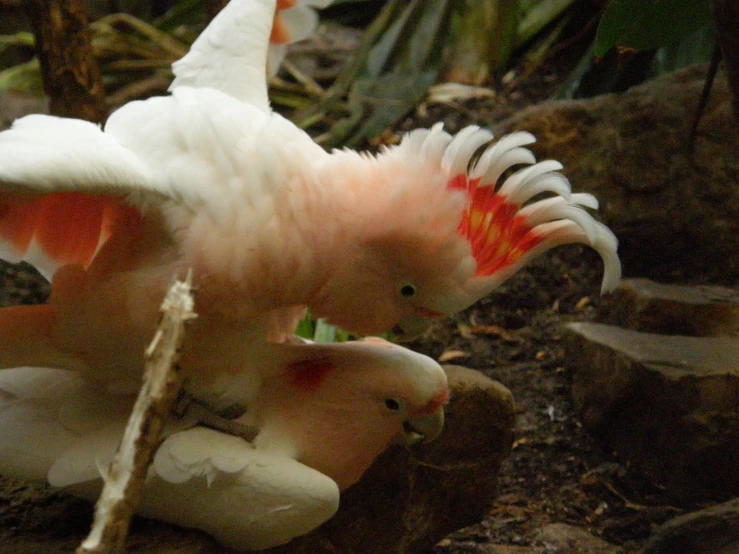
[0,337,448,551]
[0,367,336,551]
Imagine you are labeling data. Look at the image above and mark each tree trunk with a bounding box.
[713,0,739,125]
[26,0,107,123]
[205,0,229,22]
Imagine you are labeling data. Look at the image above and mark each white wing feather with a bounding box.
[0,368,340,551]
[147,427,340,551]
[0,115,160,194]
[0,368,127,484]
[103,86,328,206]
[169,0,275,110]
[0,85,323,212]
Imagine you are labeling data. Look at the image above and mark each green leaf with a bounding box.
[331,70,436,148]
[0,32,35,50]
[651,23,716,74]
[153,0,206,34]
[594,0,712,57]
[325,0,454,147]
[0,59,44,96]
[558,19,715,100]
[443,0,520,83]
[295,314,316,340]
[313,319,337,343]
[516,0,575,48]
[313,319,353,343]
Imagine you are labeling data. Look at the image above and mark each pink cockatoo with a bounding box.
[0,337,448,550]
[0,0,621,410]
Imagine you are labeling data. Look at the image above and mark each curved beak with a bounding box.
[395,409,445,446]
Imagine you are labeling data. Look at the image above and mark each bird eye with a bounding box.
[400,284,417,298]
[384,398,401,411]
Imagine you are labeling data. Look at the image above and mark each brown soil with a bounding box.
[422,248,689,554]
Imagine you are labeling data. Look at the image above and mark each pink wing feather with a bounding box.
[0,114,159,280]
[0,192,135,279]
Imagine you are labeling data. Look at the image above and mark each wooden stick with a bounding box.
[77,272,197,554]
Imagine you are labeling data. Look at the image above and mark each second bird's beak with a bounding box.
[395,409,445,446]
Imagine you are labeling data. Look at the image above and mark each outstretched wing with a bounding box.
[0,115,157,194]
[170,0,334,106]
[0,113,168,279]
[170,0,276,109]
[0,84,310,281]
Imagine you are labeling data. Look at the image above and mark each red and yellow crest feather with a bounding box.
[394,124,621,294]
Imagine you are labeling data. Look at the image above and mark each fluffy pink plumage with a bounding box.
[0,0,621,410]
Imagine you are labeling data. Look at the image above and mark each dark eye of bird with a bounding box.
[385,398,401,411]
[400,284,417,298]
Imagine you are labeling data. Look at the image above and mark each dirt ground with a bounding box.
[0,4,723,552]
[422,248,689,554]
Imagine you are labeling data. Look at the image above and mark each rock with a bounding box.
[0,260,50,308]
[480,547,534,554]
[639,497,739,554]
[537,523,620,554]
[566,280,739,501]
[565,321,739,501]
[595,279,739,337]
[494,65,739,285]
[265,366,516,553]
[471,524,620,554]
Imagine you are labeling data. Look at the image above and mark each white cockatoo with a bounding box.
[0,0,621,412]
[0,337,448,551]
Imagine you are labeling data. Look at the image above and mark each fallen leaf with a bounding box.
[456,322,474,339]
[438,350,469,363]
[427,82,496,104]
[470,324,518,341]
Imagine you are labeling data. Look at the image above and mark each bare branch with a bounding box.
[77,272,197,554]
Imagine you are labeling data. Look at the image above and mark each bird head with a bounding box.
[258,337,448,490]
[312,124,622,340]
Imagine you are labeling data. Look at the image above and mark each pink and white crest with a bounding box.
[373,123,621,316]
